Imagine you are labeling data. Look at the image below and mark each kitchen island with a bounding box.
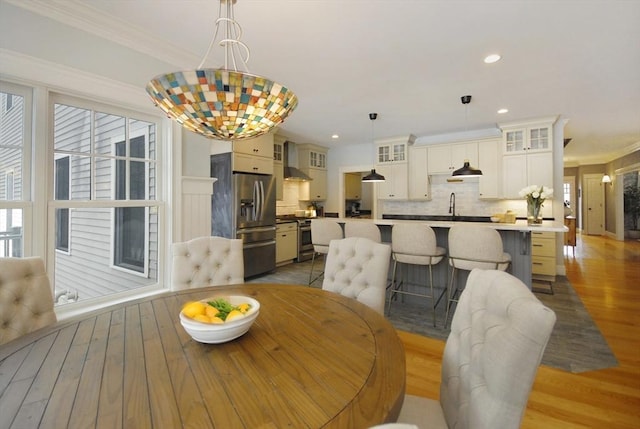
[327,216,567,290]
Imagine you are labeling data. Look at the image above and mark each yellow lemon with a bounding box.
[193,314,211,323]
[225,309,244,322]
[205,305,220,318]
[210,316,224,324]
[237,303,251,313]
[182,301,206,318]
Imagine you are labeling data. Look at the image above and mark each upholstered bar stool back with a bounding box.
[171,236,244,290]
[309,219,343,285]
[0,257,57,345]
[445,225,511,327]
[322,237,391,314]
[344,221,382,243]
[387,223,447,327]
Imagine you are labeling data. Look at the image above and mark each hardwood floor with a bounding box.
[400,234,640,428]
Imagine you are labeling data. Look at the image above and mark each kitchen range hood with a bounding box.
[283,141,312,182]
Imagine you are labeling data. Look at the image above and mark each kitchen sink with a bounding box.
[382,214,493,223]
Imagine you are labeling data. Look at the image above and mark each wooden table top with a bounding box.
[0,283,406,428]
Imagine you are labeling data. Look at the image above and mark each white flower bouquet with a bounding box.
[519,185,553,224]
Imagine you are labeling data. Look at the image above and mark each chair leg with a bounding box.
[428,264,436,328]
[308,252,316,285]
[444,265,457,329]
[386,259,400,315]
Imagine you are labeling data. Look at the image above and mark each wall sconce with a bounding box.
[602,174,612,185]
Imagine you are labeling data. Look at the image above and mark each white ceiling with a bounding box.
[3,0,640,166]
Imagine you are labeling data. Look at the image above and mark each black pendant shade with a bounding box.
[452,160,483,177]
[362,169,386,182]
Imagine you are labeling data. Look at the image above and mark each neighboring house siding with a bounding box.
[0,93,24,200]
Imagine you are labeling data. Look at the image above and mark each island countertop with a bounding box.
[327,216,568,233]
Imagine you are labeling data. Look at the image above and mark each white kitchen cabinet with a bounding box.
[297,144,327,169]
[377,141,407,163]
[502,151,553,199]
[500,117,556,154]
[427,142,478,174]
[408,146,431,200]
[376,163,408,200]
[233,152,274,175]
[345,172,362,200]
[273,137,285,200]
[299,168,327,201]
[531,231,556,277]
[276,222,297,265]
[478,139,500,199]
[231,133,274,174]
[232,133,274,158]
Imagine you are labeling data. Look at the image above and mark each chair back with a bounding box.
[0,257,57,345]
[322,237,391,314]
[392,223,445,266]
[448,225,510,270]
[344,221,382,243]
[310,219,343,254]
[171,236,244,290]
[440,269,556,429]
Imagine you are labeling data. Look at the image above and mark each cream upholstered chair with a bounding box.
[322,237,391,314]
[376,269,556,429]
[445,225,511,327]
[309,219,343,285]
[0,257,57,345]
[344,220,382,242]
[171,236,244,290]
[387,223,446,327]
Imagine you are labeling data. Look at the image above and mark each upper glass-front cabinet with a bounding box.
[377,143,406,163]
[502,122,553,154]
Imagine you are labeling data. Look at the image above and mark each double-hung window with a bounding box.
[52,95,162,305]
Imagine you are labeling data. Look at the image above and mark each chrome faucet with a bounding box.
[449,192,456,219]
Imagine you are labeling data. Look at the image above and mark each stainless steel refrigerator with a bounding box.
[211,153,276,278]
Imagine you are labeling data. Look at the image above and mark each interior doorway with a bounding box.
[583,174,605,235]
[338,165,377,219]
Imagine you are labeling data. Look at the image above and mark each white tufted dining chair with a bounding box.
[344,220,382,242]
[322,237,391,314]
[0,257,57,345]
[372,269,556,429]
[171,236,244,290]
[309,219,344,285]
[445,225,511,327]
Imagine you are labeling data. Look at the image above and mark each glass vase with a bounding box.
[527,201,543,225]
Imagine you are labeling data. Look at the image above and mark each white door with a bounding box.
[584,175,604,235]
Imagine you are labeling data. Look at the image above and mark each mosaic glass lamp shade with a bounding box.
[146,69,298,141]
[145,0,298,141]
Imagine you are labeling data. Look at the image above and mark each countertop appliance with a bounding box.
[211,153,276,278]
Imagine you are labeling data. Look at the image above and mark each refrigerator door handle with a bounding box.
[259,180,265,221]
[252,180,259,221]
[243,240,276,250]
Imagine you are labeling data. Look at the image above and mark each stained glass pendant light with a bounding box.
[145,0,298,141]
[362,113,386,182]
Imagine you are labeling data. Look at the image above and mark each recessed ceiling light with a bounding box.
[497,108,509,114]
[331,134,339,139]
[484,54,501,64]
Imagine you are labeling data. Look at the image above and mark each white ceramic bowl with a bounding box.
[180,295,260,344]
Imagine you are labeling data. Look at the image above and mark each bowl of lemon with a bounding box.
[179,295,260,344]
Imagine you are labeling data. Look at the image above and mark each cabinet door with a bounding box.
[233,133,273,158]
[300,168,327,201]
[502,154,528,198]
[408,146,431,200]
[345,173,362,200]
[233,152,274,174]
[528,126,551,151]
[427,145,453,173]
[526,151,553,189]
[274,161,284,200]
[478,140,500,199]
[376,163,407,200]
[450,142,478,170]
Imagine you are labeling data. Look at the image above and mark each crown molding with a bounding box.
[4,0,197,68]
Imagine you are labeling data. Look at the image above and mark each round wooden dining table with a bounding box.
[0,283,406,428]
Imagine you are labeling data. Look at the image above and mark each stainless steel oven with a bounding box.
[297,219,314,262]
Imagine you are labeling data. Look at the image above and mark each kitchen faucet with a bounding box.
[449,192,456,219]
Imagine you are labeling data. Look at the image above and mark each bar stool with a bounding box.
[445,225,511,327]
[309,219,344,285]
[344,221,381,242]
[387,223,447,327]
